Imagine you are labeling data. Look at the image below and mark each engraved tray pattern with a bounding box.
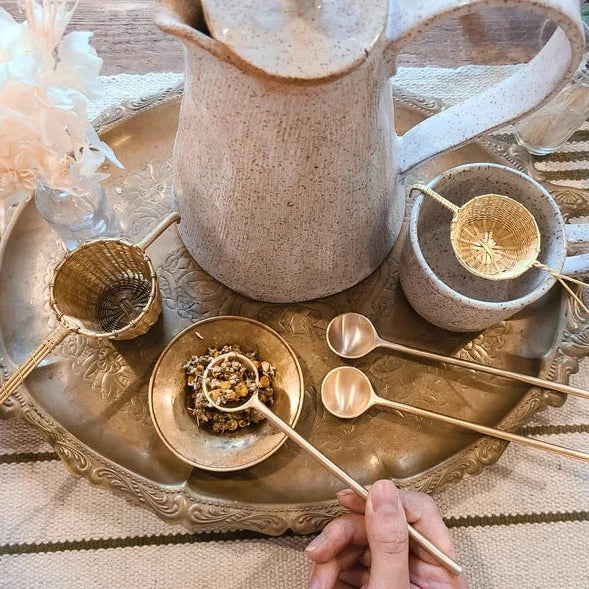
[1,83,588,535]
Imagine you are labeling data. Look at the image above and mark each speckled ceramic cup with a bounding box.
[400,163,589,332]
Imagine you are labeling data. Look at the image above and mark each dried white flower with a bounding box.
[0,1,122,200]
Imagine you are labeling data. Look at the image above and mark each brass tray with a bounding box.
[1,84,588,535]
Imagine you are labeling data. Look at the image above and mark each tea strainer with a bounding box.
[0,212,180,406]
[411,184,589,312]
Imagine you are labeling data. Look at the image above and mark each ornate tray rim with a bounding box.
[1,84,588,535]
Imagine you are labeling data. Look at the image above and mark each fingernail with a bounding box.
[370,479,399,512]
[305,533,325,553]
[336,488,355,498]
[308,577,321,589]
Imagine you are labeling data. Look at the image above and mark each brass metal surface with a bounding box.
[0,84,587,534]
[193,348,462,575]
[149,317,304,471]
[326,312,589,400]
[321,366,589,462]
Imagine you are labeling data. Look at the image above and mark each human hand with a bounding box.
[305,480,468,589]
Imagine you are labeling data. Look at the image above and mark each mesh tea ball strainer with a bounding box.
[0,212,180,407]
[410,184,589,312]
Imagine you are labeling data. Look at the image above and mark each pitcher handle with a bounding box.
[388,0,584,174]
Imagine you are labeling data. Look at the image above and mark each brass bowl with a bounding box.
[148,316,305,471]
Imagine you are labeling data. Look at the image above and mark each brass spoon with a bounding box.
[202,352,462,577]
[326,312,589,401]
[321,366,589,463]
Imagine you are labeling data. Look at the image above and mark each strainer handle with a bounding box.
[136,212,181,251]
[0,324,71,406]
[410,184,460,214]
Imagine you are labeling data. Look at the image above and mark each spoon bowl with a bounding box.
[320,366,589,463]
[321,367,373,419]
[148,316,304,472]
[202,352,261,412]
[326,313,378,359]
[202,358,462,575]
[326,313,589,402]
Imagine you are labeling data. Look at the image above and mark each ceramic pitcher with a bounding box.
[155,0,583,303]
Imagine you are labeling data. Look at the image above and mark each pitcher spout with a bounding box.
[153,0,219,56]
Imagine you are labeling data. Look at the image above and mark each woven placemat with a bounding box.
[0,68,588,589]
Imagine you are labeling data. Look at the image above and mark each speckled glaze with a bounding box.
[400,163,589,332]
[155,0,584,302]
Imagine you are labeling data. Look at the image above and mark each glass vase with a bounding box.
[514,53,589,155]
[34,179,121,250]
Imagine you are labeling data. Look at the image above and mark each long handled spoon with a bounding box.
[202,352,462,577]
[321,366,589,463]
[326,313,589,402]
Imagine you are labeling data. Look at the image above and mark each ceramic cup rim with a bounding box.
[407,162,566,311]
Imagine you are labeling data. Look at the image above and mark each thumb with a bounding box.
[365,480,410,589]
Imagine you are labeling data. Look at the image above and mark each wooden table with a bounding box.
[1,1,546,75]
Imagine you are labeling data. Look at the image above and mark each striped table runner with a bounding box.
[532,121,589,188]
[1,383,587,588]
[1,70,588,589]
